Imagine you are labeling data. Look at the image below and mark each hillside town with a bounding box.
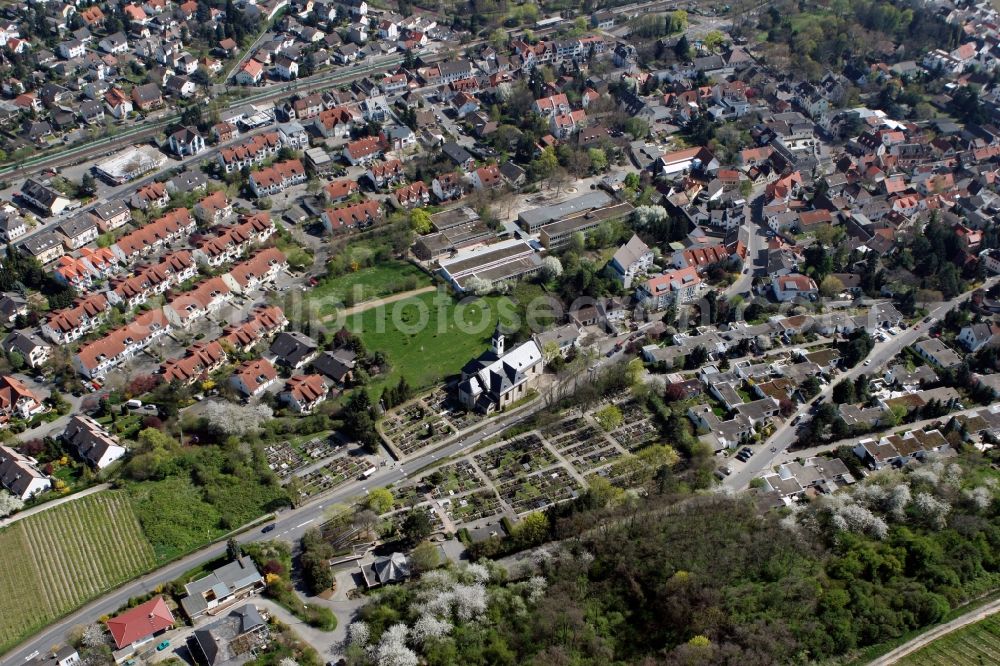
[1,0,1000,664]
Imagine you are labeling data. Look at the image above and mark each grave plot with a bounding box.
[473,433,558,483]
[381,400,454,457]
[425,387,482,431]
[428,461,488,499]
[296,456,370,498]
[438,489,504,523]
[608,401,659,451]
[544,417,622,473]
[265,442,308,478]
[496,468,583,515]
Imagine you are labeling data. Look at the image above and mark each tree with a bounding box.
[540,256,563,282]
[366,487,395,515]
[0,490,24,518]
[227,537,242,561]
[594,404,624,431]
[802,375,822,399]
[402,509,432,544]
[411,540,441,573]
[410,208,432,234]
[587,148,608,173]
[81,172,97,197]
[820,275,845,297]
[832,379,856,404]
[674,34,691,60]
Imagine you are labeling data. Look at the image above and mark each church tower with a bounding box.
[490,324,505,356]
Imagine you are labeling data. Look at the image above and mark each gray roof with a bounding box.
[374,552,411,584]
[518,190,613,229]
[269,331,318,367]
[611,234,650,270]
[193,604,266,666]
[181,556,263,618]
[441,141,473,165]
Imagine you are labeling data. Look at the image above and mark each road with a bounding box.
[723,209,766,300]
[724,277,999,491]
[867,596,1000,665]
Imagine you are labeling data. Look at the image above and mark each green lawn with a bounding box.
[351,291,517,392]
[898,613,1000,665]
[311,261,431,315]
[0,492,156,654]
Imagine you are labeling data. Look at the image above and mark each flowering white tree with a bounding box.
[464,276,493,296]
[201,402,274,436]
[540,256,563,281]
[411,614,452,644]
[964,486,993,511]
[348,621,370,647]
[463,563,491,584]
[0,490,24,518]
[632,205,668,227]
[831,503,889,540]
[373,624,418,666]
[279,659,299,666]
[451,583,488,621]
[914,492,951,529]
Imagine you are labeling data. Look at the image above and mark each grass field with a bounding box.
[311,261,431,315]
[898,613,1000,665]
[0,492,155,653]
[350,291,517,392]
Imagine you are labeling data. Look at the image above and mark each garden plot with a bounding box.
[496,468,583,515]
[608,401,658,451]
[296,456,370,499]
[473,433,558,483]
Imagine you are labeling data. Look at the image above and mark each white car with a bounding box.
[864,359,872,366]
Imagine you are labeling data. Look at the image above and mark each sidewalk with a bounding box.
[0,483,111,528]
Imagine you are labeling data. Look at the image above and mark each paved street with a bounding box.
[724,276,1000,491]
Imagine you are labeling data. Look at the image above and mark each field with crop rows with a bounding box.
[0,492,155,653]
[899,613,1000,665]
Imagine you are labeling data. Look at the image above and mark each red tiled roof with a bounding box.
[107,596,173,649]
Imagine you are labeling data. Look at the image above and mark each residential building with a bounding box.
[2,331,51,369]
[221,306,287,353]
[161,340,227,385]
[73,310,171,379]
[192,605,269,666]
[772,273,819,302]
[42,293,110,345]
[56,216,99,250]
[958,322,1000,352]
[914,338,963,368]
[279,374,329,413]
[224,248,287,293]
[321,200,382,233]
[638,267,702,311]
[20,179,71,216]
[62,414,126,469]
[163,277,233,329]
[268,331,319,369]
[608,234,654,289]
[0,444,50,499]
[168,126,206,157]
[107,596,174,653]
[249,159,306,197]
[180,556,265,619]
[230,358,279,398]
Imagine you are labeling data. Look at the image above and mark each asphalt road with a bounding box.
[724,276,1000,491]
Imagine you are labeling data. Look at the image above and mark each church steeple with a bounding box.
[491,323,505,356]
